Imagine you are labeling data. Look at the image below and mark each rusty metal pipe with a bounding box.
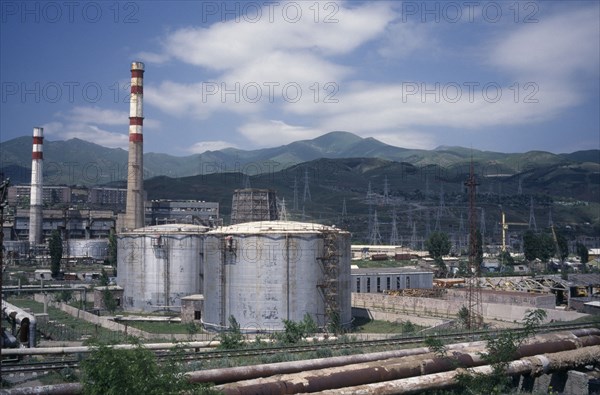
[187,339,489,384]
[188,331,593,385]
[215,334,600,394]
[312,345,600,395]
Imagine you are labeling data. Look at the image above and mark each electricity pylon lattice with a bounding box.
[303,169,311,202]
[464,159,482,330]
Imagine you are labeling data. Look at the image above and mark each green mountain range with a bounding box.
[1,131,598,242]
[2,131,598,186]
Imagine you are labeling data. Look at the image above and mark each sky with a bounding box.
[1,0,599,156]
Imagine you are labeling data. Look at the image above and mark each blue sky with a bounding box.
[1,1,599,156]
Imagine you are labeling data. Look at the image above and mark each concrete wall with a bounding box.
[352,307,449,327]
[445,289,556,309]
[351,293,588,323]
[34,294,146,337]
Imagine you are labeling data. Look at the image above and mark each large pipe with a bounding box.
[124,61,145,231]
[187,340,489,385]
[187,329,600,386]
[214,333,600,394]
[29,127,43,245]
[1,340,221,356]
[312,345,600,395]
[2,301,37,348]
[1,335,334,356]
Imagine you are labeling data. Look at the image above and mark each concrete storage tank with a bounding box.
[117,224,208,312]
[203,221,351,332]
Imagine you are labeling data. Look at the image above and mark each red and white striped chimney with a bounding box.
[124,61,145,230]
[29,126,43,245]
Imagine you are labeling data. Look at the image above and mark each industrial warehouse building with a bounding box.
[352,267,434,293]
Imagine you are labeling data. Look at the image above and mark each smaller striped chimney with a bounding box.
[29,127,43,245]
[124,61,145,230]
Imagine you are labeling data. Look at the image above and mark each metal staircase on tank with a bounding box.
[317,230,340,331]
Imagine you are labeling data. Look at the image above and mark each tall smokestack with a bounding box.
[124,61,145,230]
[29,127,43,245]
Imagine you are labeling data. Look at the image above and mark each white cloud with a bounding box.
[42,121,129,149]
[146,1,395,70]
[60,107,127,126]
[138,1,598,154]
[489,7,600,79]
[238,120,323,146]
[42,106,161,149]
[186,140,238,154]
[377,20,438,59]
[141,1,395,120]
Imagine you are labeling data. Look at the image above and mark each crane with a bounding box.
[500,210,528,252]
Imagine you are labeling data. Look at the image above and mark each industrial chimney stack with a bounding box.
[124,61,145,230]
[29,127,43,245]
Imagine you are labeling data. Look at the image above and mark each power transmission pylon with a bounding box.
[303,168,311,202]
[293,177,299,211]
[410,221,418,250]
[529,196,537,231]
[465,159,482,330]
[340,198,347,227]
[390,208,399,245]
[383,176,389,205]
[518,176,523,195]
[369,209,382,245]
[434,184,446,231]
[279,197,288,221]
[366,181,374,204]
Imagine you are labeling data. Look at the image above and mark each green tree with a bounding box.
[49,230,63,277]
[498,250,514,266]
[576,242,589,264]
[107,229,117,267]
[81,341,211,395]
[456,309,547,394]
[456,260,470,277]
[99,269,110,286]
[457,306,470,328]
[425,231,451,277]
[538,232,557,263]
[523,230,538,262]
[523,231,556,263]
[56,290,73,303]
[102,289,118,314]
[218,315,244,349]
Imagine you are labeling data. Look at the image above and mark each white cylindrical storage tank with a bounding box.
[67,239,109,260]
[203,221,351,333]
[117,224,208,312]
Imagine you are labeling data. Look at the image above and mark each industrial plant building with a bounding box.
[352,267,434,293]
[145,200,219,226]
[230,188,278,224]
[7,185,130,209]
